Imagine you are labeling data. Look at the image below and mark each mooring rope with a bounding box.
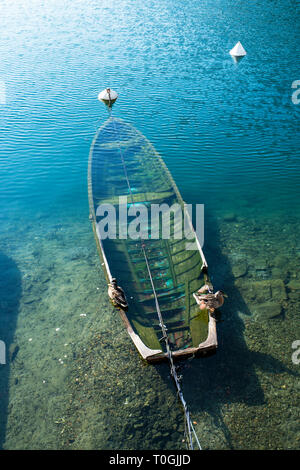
[110,114,202,450]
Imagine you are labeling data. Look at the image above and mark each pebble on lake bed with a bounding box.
[223,212,237,222]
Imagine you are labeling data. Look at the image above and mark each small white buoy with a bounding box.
[98,88,118,106]
[230,41,246,63]
[230,41,246,57]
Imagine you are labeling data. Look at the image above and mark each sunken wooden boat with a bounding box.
[88,117,217,363]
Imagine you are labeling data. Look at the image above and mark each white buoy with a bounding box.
[229,41,247,58]
[98,88,118,106]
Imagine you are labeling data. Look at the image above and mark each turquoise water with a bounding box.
[0,0,299,449]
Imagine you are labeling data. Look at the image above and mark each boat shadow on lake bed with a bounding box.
[0,253,22,449]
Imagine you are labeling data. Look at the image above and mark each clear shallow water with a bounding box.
[0,0,299,449]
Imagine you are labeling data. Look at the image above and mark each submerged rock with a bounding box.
[235,279,286,302]
[235,279,271,303]
[272,255,289,269]
[252,302,282,320]
[270,279,287,301]
[232,260,248,278]
[287,280,300,291]
[271,267,286,280]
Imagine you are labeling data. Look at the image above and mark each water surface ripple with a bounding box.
[0,0,299,450]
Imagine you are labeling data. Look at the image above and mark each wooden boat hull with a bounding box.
[88,117,217,362]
